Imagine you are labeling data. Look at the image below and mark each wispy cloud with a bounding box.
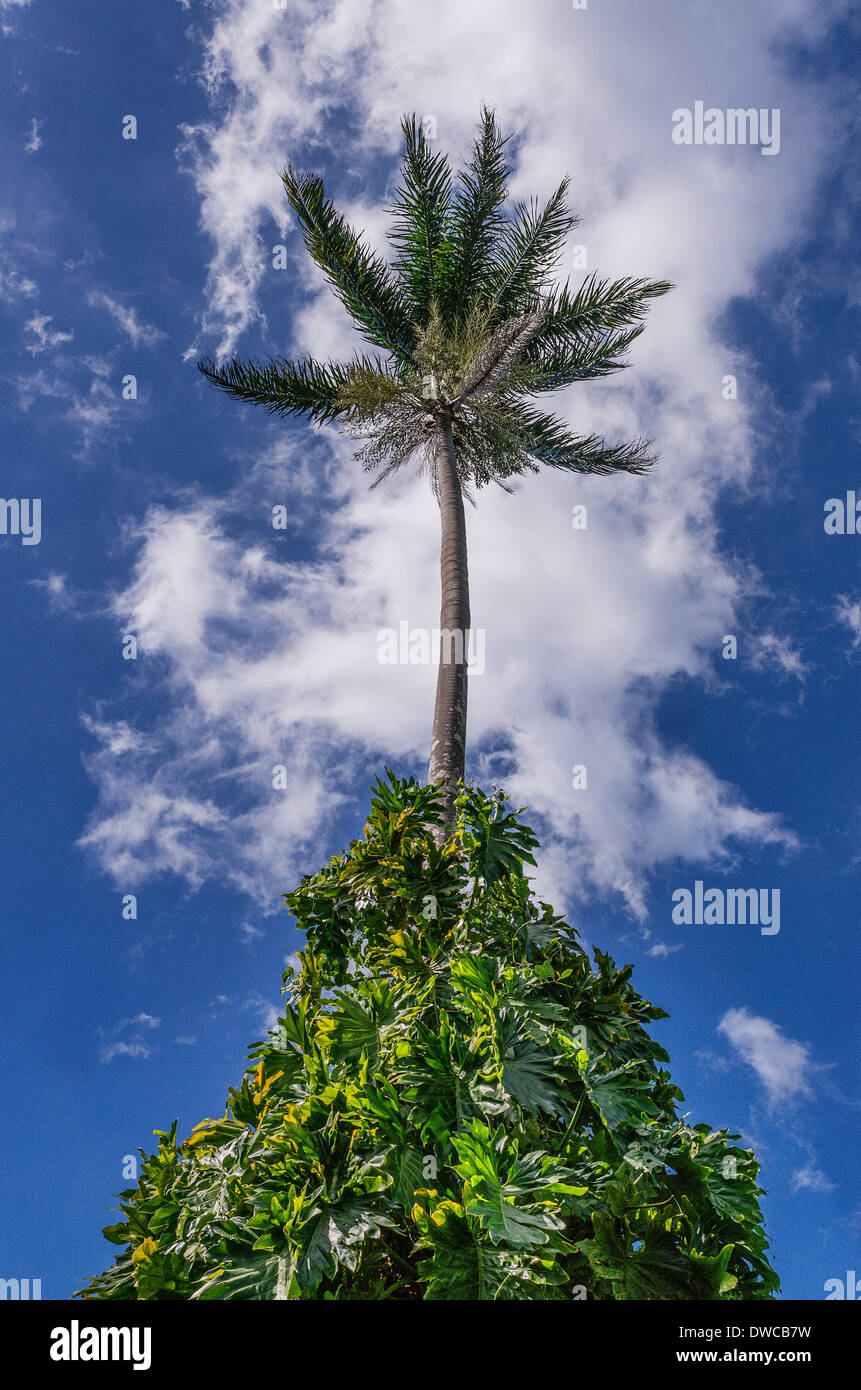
[24,116,42,152]
[29,573,69,608]
[750,632,808,681]
[0,249,36,298]
[718,1007,813,1106]
[694,1047,733,1075]
[100,1040,152,1063]
[14,367,66,410]
[87,290,166,348]
[24,312,73,354]
[836,595,861,651]
[792,1163,835,1194]
[241,993,281,1034]
[0,0,31,35]
[14,351,127,452]
[65,374,126,455]
[98,1011,160,1064]
[81,716,148,758]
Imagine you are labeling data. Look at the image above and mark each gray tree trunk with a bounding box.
[427,410,470,838]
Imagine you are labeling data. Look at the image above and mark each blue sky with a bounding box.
[0,0,858,1301]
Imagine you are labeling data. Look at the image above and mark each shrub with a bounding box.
[79,774,778,1301]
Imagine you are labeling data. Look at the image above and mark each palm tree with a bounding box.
[199,107,670,834]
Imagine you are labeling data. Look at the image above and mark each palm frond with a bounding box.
[536,274,672,349]
[450,400,540,488]
[334,359,411,422]
[522,322,647,391]
[438,105,510,320]
[513,404,657,475]
[485,179,577,322]
[388,116,454,320]
[198,354,376,423]
[282,165,415,368]
[354,407,434,486]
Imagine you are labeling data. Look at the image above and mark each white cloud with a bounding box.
[694,1048,732,1074]
[177,1,328,359]
[65,374,125,455]
[648,942,684,958]
[29,572,69,609]
[14,368,65,410]
[25,116,42,152]
[241,993,281,1034]
[99,1010,161,1062]
[100,1041,152,1063]
[81,716,147,758]
[0,251,36,298]
[718,1007,813,1105]
[750,632,808,681]
[87,290,166,348]
[836,595,861,651]
[77,472,796,913]
[24,312,73,354]
[792,1163,835,1194]
[14,350,128,452]
[78,774,228,891]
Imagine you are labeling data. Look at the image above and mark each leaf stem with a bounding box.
[380,1239,418,1279]
[558,1089,586,1152]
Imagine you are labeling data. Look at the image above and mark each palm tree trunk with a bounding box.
[427,409,470,837]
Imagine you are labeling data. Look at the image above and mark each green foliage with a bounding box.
[198,107,671,490]
[197,353,376,423]
[281,164,415,369]
[79,774,778,1302]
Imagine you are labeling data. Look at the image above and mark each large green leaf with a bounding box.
[417,1207,566,1300]
[499,1030,560,1115]
[582,1059,660,1134]
[462,794,538,884]
[193,1252,301,1301]
[297,1199,394,1292]
[453,1122,570,1248]
[578,1213,736,1301]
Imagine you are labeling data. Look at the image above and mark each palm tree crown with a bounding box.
[199,107,671,828]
